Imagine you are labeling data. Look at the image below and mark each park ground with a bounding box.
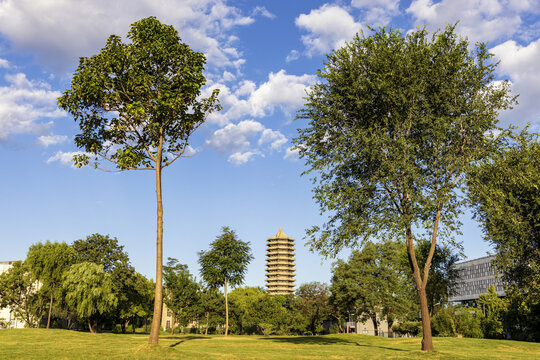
[0,329,539,359]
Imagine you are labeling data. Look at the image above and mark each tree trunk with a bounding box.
[371,314,378,336]
[46,292,53,329]
[149,141,164,345]
[388,318,394,338]
[205,311,209,335]
[224,277,229,336]
[405,225,435,351]
[88,318,97,334]
[170,315,175,335]
[132,316,136,334]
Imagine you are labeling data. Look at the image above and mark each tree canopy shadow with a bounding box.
[162,335,210,347]
[261,336,357,345]
[355,343,409,352]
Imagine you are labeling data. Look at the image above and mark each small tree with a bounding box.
[293,25,514,351]
[196,285,224,335]
[163,258,199,334]
[198,226,253,336]
[26,241,75,329]
[294,282,331,335]
[63,262,117,334]
[58,17,220,345]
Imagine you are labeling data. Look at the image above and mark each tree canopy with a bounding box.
[293,25,514,351]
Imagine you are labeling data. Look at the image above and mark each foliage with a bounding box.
[431,307,456,337]
[294,282,331,335]
[72,234,130,272]
[163,258,199,333]
[26,241,75,328]
[195,285,224,335]
[293,24,514,351]
[454,306,484,338]
[62,262,117,333]
[392,321,422,336]
[468,130,539,341]
[0,261,45,327]
[503,285,540,342]
[330,240,413,335]
[58,16,220,344]
[199,226,253,335]
[478,284,507,339]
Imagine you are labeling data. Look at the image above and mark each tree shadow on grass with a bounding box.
[261,336,357,346]
[160,336,211,347]
[355,343,409,352]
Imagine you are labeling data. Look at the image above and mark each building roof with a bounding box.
[267,227,295,241]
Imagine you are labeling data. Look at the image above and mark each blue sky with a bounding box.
[1,0,539,288]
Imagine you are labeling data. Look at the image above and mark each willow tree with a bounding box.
[58,17,220,344]
[293,25,514,351]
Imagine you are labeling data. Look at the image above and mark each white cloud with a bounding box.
[0,72,63,141]
[206,119,288,165]
[295,4,363,56]
[204,70,316,125]
[286,50,300,62]
[0,0,254,71]
[258,128,287,151]
[406,0,536,44]
[0,58,9,68]
[46,151,88,167]
[351,0,400,26]
[228,150,261,166]
[37,134,68,147]
[207,120,265,153]
[491,38,540,125]
[284,146,300,161]
[252,6,276,19]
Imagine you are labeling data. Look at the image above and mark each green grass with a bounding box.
[0,329,539,359]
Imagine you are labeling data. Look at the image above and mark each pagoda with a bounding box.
[265,227,296,295]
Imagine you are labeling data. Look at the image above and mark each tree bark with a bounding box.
[170,315,175,335]
[371,314,378,336]
[47,292,53,329]
[205,311,209,335]
[224,277,229,336]
[405,225,434,351]
[149,140,164,345]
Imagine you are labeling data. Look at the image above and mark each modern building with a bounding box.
[0,261,25,329]
[448,255,505,302]
[265,227,296,295]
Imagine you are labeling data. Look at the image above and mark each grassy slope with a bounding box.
[0,329,539,359]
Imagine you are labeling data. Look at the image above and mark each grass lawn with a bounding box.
[0,329,539,359]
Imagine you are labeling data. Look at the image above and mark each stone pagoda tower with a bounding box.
[265,227,296,295]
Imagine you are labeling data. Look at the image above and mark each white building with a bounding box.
[0,261,25,329]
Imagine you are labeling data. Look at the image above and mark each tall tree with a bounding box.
[468,130,540,340]
[26,241,75,329]
[293,25,514,351]
[72,234,130,272]
[162,258,199,334]
[62,262,117,334]
[198,226,253,336]
[58,17,220,345]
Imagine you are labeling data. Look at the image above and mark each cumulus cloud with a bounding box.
[207,120,265,153]
[286,50,300,62]
[228,150,262,166]
[283,146,300,161]
[406,0,537,44]
[37,134,68,147]
[258,128,287,151]
[206,119,288,165]
[0,58,9,68]
[46,151,89,167]
[351,0,400,26]
[295,4,363,56]
[0,72,63,141]
[0,0,254,71]
[491,38,540,125]
[205,70,316,125]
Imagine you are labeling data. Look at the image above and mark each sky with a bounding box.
[1,0,539,288]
